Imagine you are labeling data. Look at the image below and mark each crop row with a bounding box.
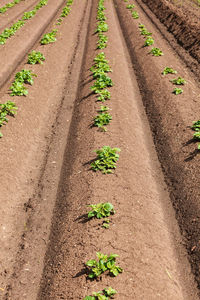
[0,0,48,45]
[124,0,200,150]
[0,0,74,137]
[83,1,123,299]
[0,0,23,14]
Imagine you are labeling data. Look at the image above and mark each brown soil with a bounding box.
[0,0,39,32]
[138,0,200,78]
[0,0,200,299]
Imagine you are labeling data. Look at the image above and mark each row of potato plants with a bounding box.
[0,0,74,137]
[0,0,48,45]
[83,1,122,299]
[125,0,200,150]
[0,0,23,14]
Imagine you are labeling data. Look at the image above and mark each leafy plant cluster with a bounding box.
[87,202,114,229]
[191,120,200,150]
[10,69,37,96]
[86,252,123,278]
[126,2,139,19]
[84,287,117,300]
[90,53,113,102]
[93,105,112,131]
[82,2,122,299]
[162,67,186,95]
[56,0,73,25]
[96,0,108,49]
[0,101,17,137]
[91,146,120,174]
[40,29,57,45]
[0,0,21,14]
[138,24,163,55]
[0,0,48,45]
[27,50,45,64]
[88,202,115,219]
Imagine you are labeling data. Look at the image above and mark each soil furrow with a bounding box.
[138,0,200,73]
[0,0,67,89]
[115,0,200,295]
[1,0,200,299]
[36,0,198,299]
[0,0,39,32]
[0,0,91,297]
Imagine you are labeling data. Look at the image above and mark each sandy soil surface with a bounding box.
[0,0,200,299]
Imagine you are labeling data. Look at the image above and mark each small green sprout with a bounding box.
[162,67,177,75]
[28,50,45,64]
[96,21,108,33]
[191,120,200,150]
[93,112,112,131]
[15,70,37,85]
[99,105,109,112]
[87,202,115,219]
[173,87,183,95]
[86,252,123,278]
[170,77,186,85]
[102,218,110,229]
[126,4,135,9]
[91,146,120,174]
[144,37,154,46]
[97,90,111,102]
[0,101,17,137]
[83,287,117,300]
[150,47,163,56]
[132,11,139,19]
[91,75,113,93]
[10,81,28,96]
[40,29,57,45]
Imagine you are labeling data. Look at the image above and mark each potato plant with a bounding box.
[0,0,48,44]
[0,0,21,14]
[84,287,117,300]
[86,252,123,278]
[91,146,120,174]
[0,101,17,137]
[28,51,45,64]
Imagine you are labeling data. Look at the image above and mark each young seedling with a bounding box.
[132,11,139,19]
[87,202,115,219]
[93,112,112,131]
[27,50,45,64]
[15,69,37,85]
[170,77,186,85]
[99,105,109,112]
[96,21,108,33]
[126,4,135,9]
[191,120,200,131]
[102,218,110,229]
[86,252,123,278]
[0,101,17,137]
[162,67,177,75]
[97,33,108,49]
[140,29,152,36]
[91,75,113,93]
[150,47,163,56]
[84,287,117,300]
[10,81,28,96]
[40,29,57,45]
[0,101,17,116]
[173,87,183,95]
[97,90,111,102]
[138,24,145,29]
[191,120,200,150]
[144,36,154,46]
[91,146,120,174]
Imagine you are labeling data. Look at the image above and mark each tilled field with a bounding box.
[0,0,200,299]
